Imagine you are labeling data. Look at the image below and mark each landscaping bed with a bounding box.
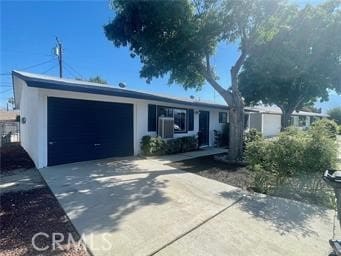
[0,169,89,256]
[1,143,35,172]
[168,155,253,190]
[169,155,334,209]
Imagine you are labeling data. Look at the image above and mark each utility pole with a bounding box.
[55,37,63,78]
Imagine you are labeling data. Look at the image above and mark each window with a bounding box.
[188,109,194,131]
[244,114,249,129]
[298,116,306,127]
[156,106,188,133]
[174,108,187,132]
[157,106,173,118]
[290,116,295,126]
[148,104,157,131]
[219,112,228,123]
[311,116,320,124]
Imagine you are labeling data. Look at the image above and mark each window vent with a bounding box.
[158,117,174,139]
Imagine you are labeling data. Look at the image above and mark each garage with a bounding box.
[47,97,133,166]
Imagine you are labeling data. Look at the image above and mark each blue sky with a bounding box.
[1,0,339,112]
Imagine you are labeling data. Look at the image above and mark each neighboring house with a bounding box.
[12,71,229,168]
[245,105,328,137]
[0,110,20,145]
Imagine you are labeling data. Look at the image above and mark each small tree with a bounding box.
[328,107,341,125]
[76,76,108,84]
[88,76,107,84]
[104,0,289,160]
[239,1,341,129]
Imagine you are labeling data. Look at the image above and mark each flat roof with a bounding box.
[12,71,229,110]
[245,105,328,117]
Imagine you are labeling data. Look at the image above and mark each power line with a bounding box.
[64,61,84,79]
[20,59,55,71]
[1,59,55,75]
[42,64,58,74]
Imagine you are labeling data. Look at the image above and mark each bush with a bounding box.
[141,135,198,156]
[140,136,166,155]
[243,128,262,151]
[245,127,337,207]
[310,118,338,139]
[246,128,336,176]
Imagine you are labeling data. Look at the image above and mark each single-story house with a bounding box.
[244,105,328,137]
[12,71,230,168]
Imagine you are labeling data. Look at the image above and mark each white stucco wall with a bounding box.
[19,86,45,168]
[19,85,227,168]
[262,114,281,137]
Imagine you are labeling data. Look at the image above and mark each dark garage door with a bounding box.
[48,97,134,166]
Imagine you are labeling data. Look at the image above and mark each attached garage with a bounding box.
[47,97,133,166]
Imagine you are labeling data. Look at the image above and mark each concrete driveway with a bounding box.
[40,157,335,256]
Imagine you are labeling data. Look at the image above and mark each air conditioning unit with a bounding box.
[158,117,174,139]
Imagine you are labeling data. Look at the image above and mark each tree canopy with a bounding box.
[104,0,288,159]
[328,107,341,125]
[76,76,108,84]
[239,1,341,127]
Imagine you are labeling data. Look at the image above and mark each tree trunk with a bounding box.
[228,105,244,160]
[280,109,291,131]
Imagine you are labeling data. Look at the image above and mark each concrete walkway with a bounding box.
[40,157,335,256]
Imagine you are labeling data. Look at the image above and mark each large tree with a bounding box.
[239,1,341,129]
[104,0,288,160]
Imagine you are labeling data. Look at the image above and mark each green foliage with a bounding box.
[76,76,108,84]
[328,107,341,125]
[214,124,230,147]
[245,126,337,196]
[105,0,287,88]
[141,135,198,156]
[244,128,262,144]
[88,76,107,84]
[140,136,166,155]
[310,118,338,139]
[239,1,341,119]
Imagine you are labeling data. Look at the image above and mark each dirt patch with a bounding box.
[0,170,89,256]
[168,155,252,190]
[1,143,35,172]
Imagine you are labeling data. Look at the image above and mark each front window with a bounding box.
[158,106,173,118]
[219,112,228,123]
[298,116,306,127]
[174,108,186,132]
[157,106,187,133]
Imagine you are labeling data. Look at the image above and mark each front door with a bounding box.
[199,110,209,146]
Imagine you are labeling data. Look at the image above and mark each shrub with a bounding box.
[141,135,198,156]
[245,126,337,207]
[245,127,336,187]
[179,136,198,152]
[243,129,262,151]
[141,136,166,155]
[310,118,338,139]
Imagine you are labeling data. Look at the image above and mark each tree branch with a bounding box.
[196,62,233,104]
